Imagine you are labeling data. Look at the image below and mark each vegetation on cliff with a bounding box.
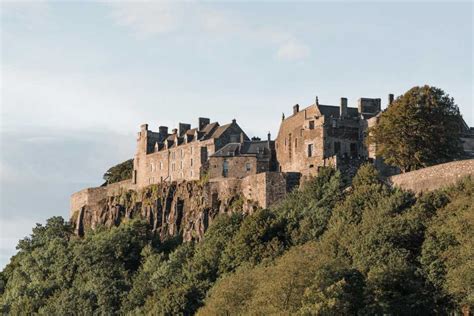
[1,167,472,315]
[102,159,133,185]
[370,85,465,172]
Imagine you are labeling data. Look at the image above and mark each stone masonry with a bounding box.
[71,93,474,238]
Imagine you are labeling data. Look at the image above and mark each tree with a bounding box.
[102,159,133,185]
[370,85,464,172]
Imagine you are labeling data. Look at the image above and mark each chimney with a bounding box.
[198,117,210,131]
[388,93,394,106]
[140,123,148,131]
[267,132,271,141]
[159,126,168,135]
[172,128,178,134]
[232,118,237,124]
[340,98,348,118]
[178,123,191,136]
[293,104,300,115]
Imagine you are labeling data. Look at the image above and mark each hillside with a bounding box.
[1,165,472,315]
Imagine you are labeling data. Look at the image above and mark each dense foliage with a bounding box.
[369,85,464,172]
[103,159,133,185]
[1,167,472,315]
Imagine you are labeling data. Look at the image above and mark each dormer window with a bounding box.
[309,120,315,130]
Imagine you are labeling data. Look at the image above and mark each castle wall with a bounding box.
[70,179,136,218]
[275,105,326,176]
[389,159,474,193]
[208,156,258,179]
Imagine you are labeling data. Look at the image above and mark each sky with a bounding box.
[1,0,473,268]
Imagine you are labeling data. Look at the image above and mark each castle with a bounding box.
[71,94,474,215]
[131,95,391,188]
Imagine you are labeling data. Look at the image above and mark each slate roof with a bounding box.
[317,104,359,118]
[211,141,272,158]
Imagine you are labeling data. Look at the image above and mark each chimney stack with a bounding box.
[388,93,394,106]
[140,123,148,131]
[159,126,168,135]
[267,132,271,141]
[178,123,191,136]
[172,128,178,134]
[198,117,210,131]
[340,98,348,118]
[293,104,300,115]
[232,118,237,124]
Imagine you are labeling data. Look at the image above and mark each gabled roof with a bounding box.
[211,141,272,158]
[211,123,232,139]
[317,104,359,118]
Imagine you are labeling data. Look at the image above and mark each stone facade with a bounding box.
[133,118,249,187]
[207,138,276,179]
[275,97,382,177]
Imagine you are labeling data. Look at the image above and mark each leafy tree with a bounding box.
[274,167,342,245]
[103,159,133,185]
[219,208,286,273]
[421,177,474,313]
[370,85,464,172]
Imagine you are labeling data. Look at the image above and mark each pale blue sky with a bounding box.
[1,1,473,268]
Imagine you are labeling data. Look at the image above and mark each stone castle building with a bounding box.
[72,93,474,216]
[133,118,250,187]
[275,96,385,177]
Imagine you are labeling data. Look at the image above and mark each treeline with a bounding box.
[1,166,472,315]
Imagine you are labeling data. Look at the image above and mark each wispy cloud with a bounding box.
[109,1,180,36]
[107,2,311,61]
[276,39,310,61]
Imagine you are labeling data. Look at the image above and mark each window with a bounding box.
[295,138,298,149]
[150,163,154,172]
[288,133,292,159]
[180,161,183,169]
[172,163,175,171]
[190,170,193,177]
[180,149,183,158]
[190,147,193,155]
[190,158,193,167]
[309,120,315,130]
[350,143,357,156]
[223,160,229,177]
[245,163,251,171]
[308,144,314,157]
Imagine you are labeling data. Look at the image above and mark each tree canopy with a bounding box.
[102,159,133,185]
[370,85,464,172]
[1,167,472,315]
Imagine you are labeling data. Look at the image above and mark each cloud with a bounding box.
[109,1,181,36]
[276,39,310,61]
[107,2,311,60]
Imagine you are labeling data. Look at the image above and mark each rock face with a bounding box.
[71,180,259,242]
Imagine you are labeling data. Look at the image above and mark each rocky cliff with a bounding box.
[70,178,269,242]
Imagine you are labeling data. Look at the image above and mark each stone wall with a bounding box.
[208,156,258,179]
[70,179,136,218]
[275,105,325,175]
[389,159,474,193]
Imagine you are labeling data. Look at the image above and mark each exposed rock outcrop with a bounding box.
[71,180,259,242]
